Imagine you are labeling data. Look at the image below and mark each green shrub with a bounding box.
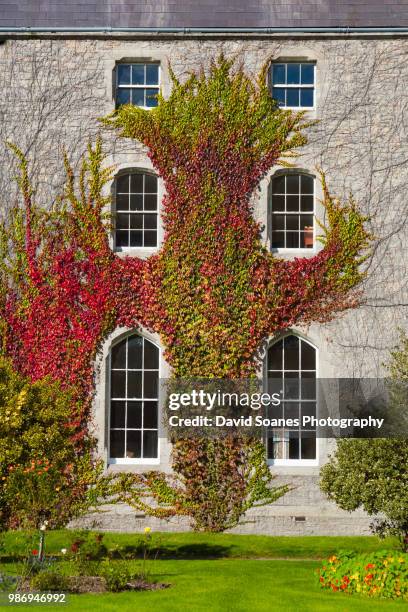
[99,561,133,592]
[318,550,407,600]
[30,569,69,592]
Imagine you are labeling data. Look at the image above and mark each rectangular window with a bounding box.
[115,172,158,249]
[271,63,315,109]
[271,174,314,249]
[116,63,159,108]
[267,336,317,463]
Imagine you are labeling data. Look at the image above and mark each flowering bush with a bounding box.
[318,550,407,600]
[0,355,102,529]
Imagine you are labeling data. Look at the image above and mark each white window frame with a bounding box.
[270,172,316,254]
[108,333,161,465]
[113,170,159,252]
[265,333,319,467]
[115,62,161,110]
[271,62,316,111]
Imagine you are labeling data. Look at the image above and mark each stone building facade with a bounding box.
[0,3,407,533]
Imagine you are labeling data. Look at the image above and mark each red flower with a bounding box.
[32,549,38,555]
[365,563,375,570]
[364,574,374,583]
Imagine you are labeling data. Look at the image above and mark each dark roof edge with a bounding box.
[1,26,408,34]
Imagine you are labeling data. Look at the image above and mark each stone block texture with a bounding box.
[0,33,406,534]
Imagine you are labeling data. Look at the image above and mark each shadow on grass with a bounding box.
[110,542,233,560]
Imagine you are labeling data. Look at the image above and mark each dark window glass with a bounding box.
[271,174,314,249]
[111,342,126,369]
[272,64,285,84]
[116,63,159,109]
[267,335,317,461]
[110,430,125,458]
[109,335,159,460]
[127,401,142,428]
[111,401,126,428]
[270,62,315,108]
[114,173,158,248]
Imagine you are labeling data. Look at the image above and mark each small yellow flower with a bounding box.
[144,527,151,534]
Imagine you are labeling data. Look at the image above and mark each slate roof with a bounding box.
[0,1,407,29]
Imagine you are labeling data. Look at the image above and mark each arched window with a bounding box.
[271,173,314,249]
[114,171,158,249]
[267,334,317,462]
[109,334,159,461]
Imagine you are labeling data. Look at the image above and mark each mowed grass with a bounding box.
[1,559,405,612]
[0,530,400,560]
[0,533,404,611]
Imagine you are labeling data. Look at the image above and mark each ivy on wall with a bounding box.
[0,57,372,531]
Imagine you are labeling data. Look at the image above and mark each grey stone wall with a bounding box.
[1,34,406,534]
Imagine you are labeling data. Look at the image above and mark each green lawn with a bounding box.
[0,533,404,611]
[0,530,400,559]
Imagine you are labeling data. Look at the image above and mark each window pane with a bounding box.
[273,214,285,231]
[272,175,285,194]
[116,213,129,230]
[286,175,299,193]
[126,430,141,458]
[300,195,314,212]
[284,402,299,420]
[132,64,145,84]
[144,214,157,230]
[130,194,143,211]
[286,215,299,231]
[271,231,284,248]
[111,341,126,369]
[287,88,299,107]
[268,339,283,370]
[117,64,131,85]
[116,193,129,210]
[146,64,159,85]
[272,64,286,84]
[143,401,158,428]
[116,88,131,106]
[145,88,159,108]
[143,430,158,458]
[127,401,142,428]
[301,432,316,459]
[111,370,126,398]
[144,371,158,398]
[116,175,129,193]
[115,230,129,248]
[132,89,145,107]
[110,401,126,428]
[272,87,285,106]
[287,64,300,84]
[284,374,300,400]
[286,195,299,211]
[128,335,143,369]
[301,175,314,195]
[300,88,314,107]
[301,401,316,419]
[300,215,314,230]
[272,195,285,211]
[144,231,157,247]
[110,430,125,458]
[301,341,316,370]
[130,231,143,247]
[301,372,316,400]
[284,335,299,369]
[127,371,142,398]
[286,232,299,248]
[144,341,159,369]
[130,174,143,193]
[130,214,143,230]
[144,194,157,211]
[288,431,300,459]
[301,64,314,85]
[144,174,157,194]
